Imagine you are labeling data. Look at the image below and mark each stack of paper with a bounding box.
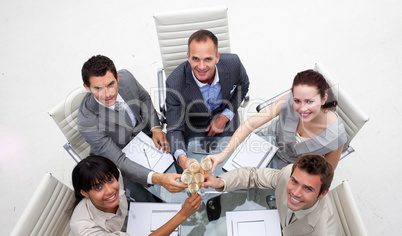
[222,133,278,172]
[226,210,281,236]
[122,131,174,173]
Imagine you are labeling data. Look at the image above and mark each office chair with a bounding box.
[327,180,368,235]
[256,63,369,159]
[10,173,74,236]
[49,87,90,163]
[153,5,249,124]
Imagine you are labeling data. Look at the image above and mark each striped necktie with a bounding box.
[114,101,133,126]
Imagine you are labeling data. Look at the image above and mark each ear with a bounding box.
[83,83,91,93]
[215,51,220,64]
[187,51,190,62]
[317,188,329,200]
[115,72,119,83]
[321,93,328,105]
[80,189,89,198]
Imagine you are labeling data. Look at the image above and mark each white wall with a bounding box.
[1,0,401,234]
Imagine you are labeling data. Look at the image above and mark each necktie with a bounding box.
[114,101,133,126]
[286,211,296,226]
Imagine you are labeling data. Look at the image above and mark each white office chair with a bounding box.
[256,63,369,159]
[49,87,90,163]
[10,173,74,236]
[153,5,249,124]
[327,180,368,236]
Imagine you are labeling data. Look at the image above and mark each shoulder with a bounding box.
[218,53,241,67]
[166,61,190,86]
[118,69,137,84]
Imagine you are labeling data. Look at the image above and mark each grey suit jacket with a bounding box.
[165,53,250,155]
[77,69,160,186]
[218,166,344,236]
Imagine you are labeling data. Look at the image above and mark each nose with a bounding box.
[199,60,206,69]
[104,183,114,194]
[293,186,303,197]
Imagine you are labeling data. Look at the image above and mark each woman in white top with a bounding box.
[70,155,202,236]
[209,69,347,170]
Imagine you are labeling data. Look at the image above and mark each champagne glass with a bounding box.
[188,159,200,173]
[181,169,193,185]
[188,182,199,195]
[193,170,207,197]
[200,156,212,172]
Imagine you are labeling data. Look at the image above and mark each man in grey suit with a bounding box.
[166,30,250,171]
[204,154,344,236]
[78,55,186,201]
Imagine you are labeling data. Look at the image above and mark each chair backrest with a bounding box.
[49,87,90,161]
[154,5,231,78]
[10,173,74,236]
[314,63,369,151]
[327,180,368,236]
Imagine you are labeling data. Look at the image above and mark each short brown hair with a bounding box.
[188,29,218,52]
[291,154,334,195]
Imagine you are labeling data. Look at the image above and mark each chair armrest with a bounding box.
[157,68,166,116]
[63,143,82,163]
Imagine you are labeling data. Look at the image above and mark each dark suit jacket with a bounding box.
[77,69,160,186]
[165,53,250,155]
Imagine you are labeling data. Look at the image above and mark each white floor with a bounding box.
[1,0,401,235]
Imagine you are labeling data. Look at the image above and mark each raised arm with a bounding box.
[209,93,287,172]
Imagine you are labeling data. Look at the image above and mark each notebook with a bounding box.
[222,133,278,172]
[122,131,173,173]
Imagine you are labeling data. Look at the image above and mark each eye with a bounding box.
[108,176,114,183]
[307,100,314,104]
[305,186,314,192]
[206,58,212,61]
[93,184,102,191]
[293,99,300,104]
[192,57,199,61]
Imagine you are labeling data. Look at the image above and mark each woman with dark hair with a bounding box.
[209,69,347,170]
[70,155,201,236]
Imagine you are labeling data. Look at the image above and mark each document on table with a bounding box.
[226,209,281,236]
[127,202,181,236]
[122,131,173,173]
[222,132,278,172]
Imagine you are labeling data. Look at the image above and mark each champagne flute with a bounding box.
[193,170,207,197]
[181,169,193,185]
[200,156,212,172]
[188,182,199,195]
[188,159,200,173]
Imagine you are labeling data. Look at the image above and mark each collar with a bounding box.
[192,66,219,87]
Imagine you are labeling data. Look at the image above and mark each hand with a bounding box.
[178,154,190,170]
[206,114,229,137]
[179,194,202,218]
[152,173,186,193]
[208,153,226,173]
[152,127,170,153]
[203,172,224,189]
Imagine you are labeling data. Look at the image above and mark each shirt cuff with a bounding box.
[147,171,154,185]
[221,108,235,121]
[150,126,162,131]
[174,149,187,161]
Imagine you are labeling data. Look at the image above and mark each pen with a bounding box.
[192,151,212,155]
[143,149,152,169]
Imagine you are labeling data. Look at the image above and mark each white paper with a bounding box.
[122,131,173,173]
[226,210,281,236]
[223,133,278,172]
[127,202,181,236]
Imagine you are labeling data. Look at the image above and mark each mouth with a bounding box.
[300,112,311,118]
[104,193,117,203]
[289,193,303,205]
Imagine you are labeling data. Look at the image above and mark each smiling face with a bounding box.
[84,70,119,107]
[80,175,120,213]
[187,37,220,85]
[292,85,328,123]
[286,167,327,211]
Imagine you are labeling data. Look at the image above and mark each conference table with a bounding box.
[145,136,278,235]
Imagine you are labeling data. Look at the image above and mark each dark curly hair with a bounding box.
[81,55,118,87]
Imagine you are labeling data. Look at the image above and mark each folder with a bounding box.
[222,133,278,172]
[122,131,173,173]
[226,209,281,236]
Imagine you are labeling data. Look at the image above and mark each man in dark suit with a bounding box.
[166,30,250,170]
[78,55,186,201]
